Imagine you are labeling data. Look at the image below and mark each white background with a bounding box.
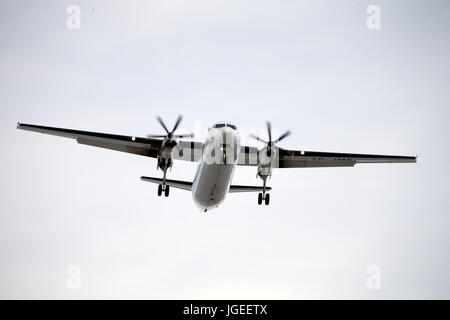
[1,0,449,298]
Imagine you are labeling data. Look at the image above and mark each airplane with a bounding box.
[17,116,417,212]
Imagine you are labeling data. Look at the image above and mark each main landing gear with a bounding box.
[157,157,171,197]
[257,175,270,205]
[258,192,270,205]
[157,184,170,197]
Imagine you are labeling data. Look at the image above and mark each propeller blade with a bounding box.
[171,115,183,133]
[146,134,168,138]
[174,133,194,139]
[249,133,268,144]
[156,116,169,134]
[274,130,291,143]
[266,121,272,143]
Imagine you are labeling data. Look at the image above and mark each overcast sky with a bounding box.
[1,0,449,299]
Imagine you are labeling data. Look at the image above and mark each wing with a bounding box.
[17,122,202,162]
[237,145,417,168]
[276,148,417,168]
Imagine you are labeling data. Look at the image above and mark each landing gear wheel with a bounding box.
[265,193,270,205]
[258,193,262,205]
[157,184,162,196]
[165,185,170,197]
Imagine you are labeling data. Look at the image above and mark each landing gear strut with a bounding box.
[156,158,171,197]
[257,176,270,205]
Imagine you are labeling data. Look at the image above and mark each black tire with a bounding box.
[165,185,170,197]
[258,193,262,205]
[265,193,270,205]
[157,184,162,196]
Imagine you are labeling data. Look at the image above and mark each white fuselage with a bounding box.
[192,124,240,212]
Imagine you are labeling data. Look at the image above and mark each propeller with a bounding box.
[249,121,290,157]
[146,115,194,140]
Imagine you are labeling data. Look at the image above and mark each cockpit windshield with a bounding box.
[213,123,237,130]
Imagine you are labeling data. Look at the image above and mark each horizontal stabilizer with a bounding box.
[140,176,271,193]
[140,176,192,191]
[229,185,272,193]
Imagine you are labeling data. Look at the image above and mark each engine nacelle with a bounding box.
[157,157,173,171]
[257,164,272,179]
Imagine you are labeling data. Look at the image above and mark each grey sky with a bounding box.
[1,0,449,299]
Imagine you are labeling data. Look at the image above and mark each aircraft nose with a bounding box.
[222,127,237,144]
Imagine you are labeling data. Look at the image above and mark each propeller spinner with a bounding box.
[147,115,194,147]
[249,121,291,158]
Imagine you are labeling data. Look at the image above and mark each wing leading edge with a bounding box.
[17,122,161,157]
[17,122,203,161]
